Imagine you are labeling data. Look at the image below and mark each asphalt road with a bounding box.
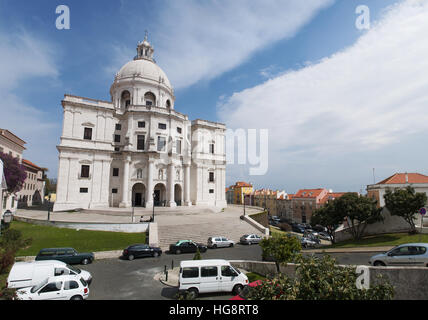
[82,245,376,300]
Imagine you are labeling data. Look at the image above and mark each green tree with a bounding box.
[335,193,383,240]
[384,186,427,234]
[0,228,32,300]
[259,234,301,273]
[193,248,202,260]
[246,255,394,300]
[311,201,343,243]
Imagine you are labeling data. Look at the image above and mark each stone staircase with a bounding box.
[157,219,265,251]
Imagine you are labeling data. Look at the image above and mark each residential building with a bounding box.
[54,37,227,211]
[232,182,253,205]
[0,129,26,214]
[18,159,46,207]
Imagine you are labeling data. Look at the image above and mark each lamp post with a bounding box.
[243,194,246,216]
[152,192,156,222]
[1,209,13,236]
[47,194,51,221]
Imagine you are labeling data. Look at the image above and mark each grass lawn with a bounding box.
[246,272,266,283]
[329,232,428,248]
[8,221,146,257]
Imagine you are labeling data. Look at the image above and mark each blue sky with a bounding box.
[1,0,427,194]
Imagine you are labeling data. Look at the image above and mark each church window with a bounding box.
[80,165,90,178]
[121,90,131,108]
[209,172,215,182]
[209,189,214,194]
[80,188,88,193]
[166,100,171,109]
[114,135,121,143]
[209,143,215,154]
[138,121,145,128]
[157,136,166,152]
[158,123,166,130]
[113,168,119,177]
[144,92,156,106]
[177,127,182,134]
[83,128,92,140]
[112,189,118,194]
[137,135,145,151]
[115,124,121,131]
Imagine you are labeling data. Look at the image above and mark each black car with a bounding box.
[122,244,162,260]
[291,224,306,234]
[35,247,94,265]
[169,240,207,254]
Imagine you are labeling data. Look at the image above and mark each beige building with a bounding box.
[0,129,26,214]
[18,159,46,207]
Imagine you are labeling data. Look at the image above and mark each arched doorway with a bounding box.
[132,183,146,207]
[153,183,166,207]
[121,90,131,108]
[174,184,182,206]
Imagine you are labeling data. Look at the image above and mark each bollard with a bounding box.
[165,270,168,282]
[171,260,174,270]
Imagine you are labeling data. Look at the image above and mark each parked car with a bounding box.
[16,275,89,300]
[312,225,327,233]
[369,243,428,267]
[230,280,263,300]
[169,240,207,254]
[291,224,306,234]
[240,234,262,245]
[7,260,92,289]
[35,247,94,265]
[301,237,318,248]
[122,244,162,260]
[318,232,332,241]
[207,237,235,248]
[179,259,248,298]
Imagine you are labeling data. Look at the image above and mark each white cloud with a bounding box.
[0,31,60,173]
[111,0,334,89]
[219,0,428,189]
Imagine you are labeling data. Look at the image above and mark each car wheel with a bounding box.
[187,288,198,299]
[70,295,83,300]
[248,241,252,245]
[229,243,234,248]
[233,284,243,295]
[128,254,134,261]
[153,252,159,257]
[176,250,181,255]
[82,258,89,265]
[374,261,385,266]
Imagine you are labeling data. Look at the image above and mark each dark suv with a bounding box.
[35,248,94,265]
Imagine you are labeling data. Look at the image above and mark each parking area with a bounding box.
[81,244,374,300]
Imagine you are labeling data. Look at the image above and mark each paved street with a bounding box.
[81,244,376,300]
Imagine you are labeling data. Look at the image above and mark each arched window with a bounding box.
[121,90,131,108]
[137,169,143,179]
[144,92,156,106]
[166,99,171,109]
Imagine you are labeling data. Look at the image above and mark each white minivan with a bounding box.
[179,259,248,298]
[7,260,92,289]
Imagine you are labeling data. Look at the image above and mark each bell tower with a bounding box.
[135,31,154,61]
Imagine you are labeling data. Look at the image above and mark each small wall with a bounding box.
[248,211,269,228]
[243,215,269,238]
[230,260,428,300]
[14,216,149,233]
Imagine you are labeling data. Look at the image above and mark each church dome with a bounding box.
[116,58,172,90]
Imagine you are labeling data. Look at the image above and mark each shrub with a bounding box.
[193,248,202,260]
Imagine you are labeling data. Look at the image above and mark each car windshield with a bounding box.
[67,264,81,274]
[31,278,48,293]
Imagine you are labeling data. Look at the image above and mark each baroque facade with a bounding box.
[54,38,227,211]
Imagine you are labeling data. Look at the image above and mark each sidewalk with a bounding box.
[305,246,394,254]
[16,250,123,262]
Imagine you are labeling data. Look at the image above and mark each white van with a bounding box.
[179,259,248,298]
[7,260,92,289]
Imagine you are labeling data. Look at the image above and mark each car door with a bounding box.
[35,281,65,300]
[65,249,79,264]
[140,245,151,257]
[63,280,81,300]
[221,238,228,248]
[408,246,427,266]
[199,266,220,293]
[219,265,238,292]
[386,246,412,265]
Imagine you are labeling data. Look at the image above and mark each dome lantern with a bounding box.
[136,31,154,61]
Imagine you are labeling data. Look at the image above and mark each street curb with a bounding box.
[15,250,123,262]
[304,246,394,254]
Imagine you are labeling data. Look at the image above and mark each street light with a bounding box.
[0,209,13,236]
[152,192,156,222]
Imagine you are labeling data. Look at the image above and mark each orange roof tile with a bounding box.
[22,159,42,171]
[377,173,428,185]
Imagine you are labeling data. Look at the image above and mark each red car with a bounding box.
[230,280,263,300]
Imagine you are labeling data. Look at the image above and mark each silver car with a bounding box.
[240,234,262,245]
[369,243,428,267]
[207,236,235,248]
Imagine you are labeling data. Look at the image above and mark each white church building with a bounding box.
[54,37,227,211]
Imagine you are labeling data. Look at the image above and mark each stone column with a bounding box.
[119,155,131,208]
[168,163,176,207]
[184,164,192,206]
[146,159,155,208]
